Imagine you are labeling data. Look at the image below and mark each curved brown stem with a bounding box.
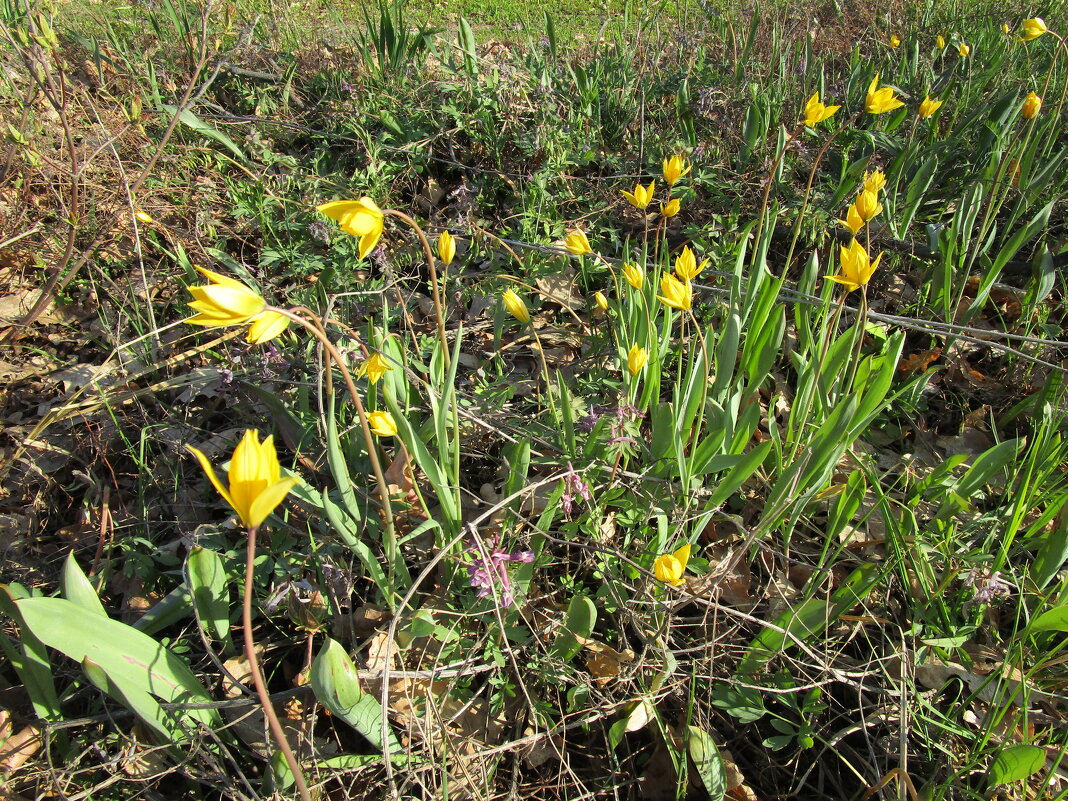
[385,210,450,370]
[243,525,311,801]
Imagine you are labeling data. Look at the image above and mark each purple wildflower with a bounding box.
[466,535,534,608]
[561,462,593,517]
[962,567,1011,606]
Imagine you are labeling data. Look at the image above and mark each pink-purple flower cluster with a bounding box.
[466,535,534,608]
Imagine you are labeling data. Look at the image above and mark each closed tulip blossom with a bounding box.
[662,155,691,186]
[188,430,298,530]
[827,239,883,292]
[958,43,970,57]
[1021,18,1047,41]
[658,272,692,311]
[866,73,905,115]
[654,544,691,585]
[854,189,882,222]
[367,410,398,437]
[317,197,384,260]
[937,35,946,50]
[622,263,644,290]
[1022,92,1042,119]
[674,246,708,282]
[627,344,648,377]
[803,92,840,127]
[502,289,531,323]
[437,230,456,266]
[621,180,656,209]
[918,96,944,118]
[594,291,609,311]
[1002,23,1010,35]
[839,204,865,236]
[565,229,593,255]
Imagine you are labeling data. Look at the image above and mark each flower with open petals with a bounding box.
[1021,18,1047,41]
[958,43,970,57]
[594,291,609,311]
[936,35,946,50]
[662,155,691,186]
[654,544,691,585]
[660,198,681,217]
[565,230,593,255]
[918,96,944,119]
[854,189,882,222]
[1022,91,1042,119]
[360,352,393,385]
[889,34,901,48]
[621,180,656,209]
[627,344,647,377]
[674,246,708,282]
[188,430,297,529]
[803,92,841,127]
[502,289,530,323]
[622,263,644,290]
[657,272,692,311]
[839,204,864,236]
[863,170,887,194]
[437,230,455,266]
[317,197,384,260]
[367,411,397,437]
[866,74,905,115]
[827,239,882,292]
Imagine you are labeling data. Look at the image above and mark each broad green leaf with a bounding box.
[132,585,193,635]
[986,744,1045,787]
[1030,605,1068,633]
[0,587,62,724]
[687,725,727,800]
[15,597,219,731]
[186,547,230,644]
[162,105,248,162]
[82,657,183,743]
[310,638,400,754]
[62,552,106,616]
[552,595,597,661]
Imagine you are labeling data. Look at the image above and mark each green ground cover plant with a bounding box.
[1,0,1068,799]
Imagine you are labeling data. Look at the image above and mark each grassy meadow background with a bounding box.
[1,0,1068,798]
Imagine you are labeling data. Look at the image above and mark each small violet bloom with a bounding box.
[466,535,535,607]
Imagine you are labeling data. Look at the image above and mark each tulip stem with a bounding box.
[386,210,450,371]
[243,525,312,801]
[270,307,398,606]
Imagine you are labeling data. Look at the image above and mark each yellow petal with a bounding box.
[186,445,235,512]
[247,310,290,344]
[247,478,299,529]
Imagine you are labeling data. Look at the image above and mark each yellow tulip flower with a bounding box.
[621,180,656,209]
[502,289,531,323]
[1021,18,1047,41]
[866,73,905,115]
[889,34,901,48]
[854,189,882,222]
[367,410,398,437]
[918,96,944,118]
[187,267,266,328]
[803,92,841,127]
[1022,92,1042,119]
[839,204,865,236]
[188,430,298,529]
[359,352,393,385]
[660,198,681,218]
[622,263,644,290]
[958,43,970,57]
[134,209,154,224]
[674,246,708,282]
[317,197,385,260]
[827,239,882,292]
[662,155,691,186]
[437,230,455,266]
[565,230,593,256]
[627,344,647,377]
[653,544,691,585]
[863,169,887,194]
[936,35,946,50]
[246,310,290,345]
[1001,23,1010,35]
[657,273,692,311]
[594,291,609,311]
